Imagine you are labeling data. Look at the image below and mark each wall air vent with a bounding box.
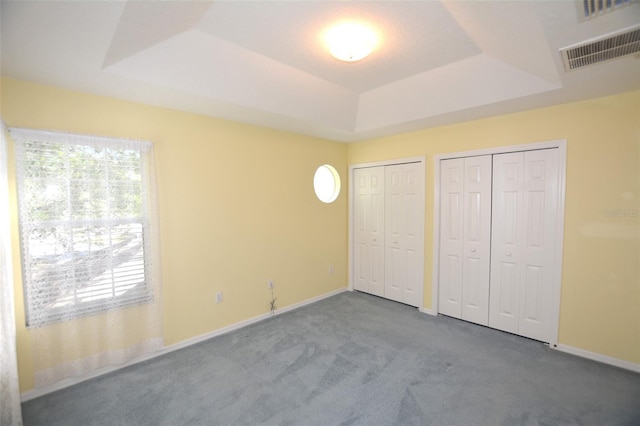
[580,0,635,20]
[560,25,640,71]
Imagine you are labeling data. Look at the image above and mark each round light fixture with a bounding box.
[324,22,379,62]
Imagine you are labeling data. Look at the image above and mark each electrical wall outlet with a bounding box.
[268,279,274,289]
[329,265,335,274]
[216,291,223,303]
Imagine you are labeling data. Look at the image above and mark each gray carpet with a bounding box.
[22,291,640,425]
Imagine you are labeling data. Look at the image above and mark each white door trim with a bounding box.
[349,157,426,309]
[432,141,566,346]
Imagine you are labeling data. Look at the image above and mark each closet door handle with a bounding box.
[470,248,476,253]
[506,252,512,257]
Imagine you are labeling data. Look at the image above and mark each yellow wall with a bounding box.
[1,78,348,392]
[3,76,638,392]
[348,90,640,365]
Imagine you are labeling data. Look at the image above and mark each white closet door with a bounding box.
[438,156,492,323]
[518,149,559,341]
[438,159,464,318]
[461,156,492,325]
[490,149,558,342]
[353,167,385,297]
[489,152,523,333]
[385,163,423,307]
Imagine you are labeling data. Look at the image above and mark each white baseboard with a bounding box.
[415,311,639,373]
[161,287,347,354]
[420,307,437,316]
[554,344,640,373]
[21,287,348,402]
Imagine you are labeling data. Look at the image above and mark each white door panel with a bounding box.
[356,242,368,285]
[385,163,423,307]
[353,162,424,307]
[406,247,419,296]
[461,156,492,325]
[384,166,403,303]
[493,260,519,333]
[439,156,491,324]
[518,149,558,341]
[387,245,403,306]
[353,167,385,297]
[436,144,563,345]
[439,159,464,318]
[490,152,524,333]
[490,149,558,342]
[370,242,385,296]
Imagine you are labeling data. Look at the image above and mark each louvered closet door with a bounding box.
[353,167,385,297]
[384,163,423,307]
[489,149,558,342]
[438,157,492,324]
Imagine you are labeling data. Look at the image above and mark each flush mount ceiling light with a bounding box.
[324,22,379,62]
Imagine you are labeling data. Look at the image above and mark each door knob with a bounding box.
[470,248,476,253]
[506,252,512,257]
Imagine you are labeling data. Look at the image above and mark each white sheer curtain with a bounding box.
[0,119,23,425]
[10,128,163,389]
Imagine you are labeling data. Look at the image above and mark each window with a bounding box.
[313,164,341,203]
[11,128,156,327]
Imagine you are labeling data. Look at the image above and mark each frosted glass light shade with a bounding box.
[324,22,378,62]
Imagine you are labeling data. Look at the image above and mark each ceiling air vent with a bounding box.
[580,0,635,20]
[560,25,640,71]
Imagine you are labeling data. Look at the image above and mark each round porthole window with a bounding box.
[314,164,341,203]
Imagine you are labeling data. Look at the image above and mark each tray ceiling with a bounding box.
[1,1,638,142]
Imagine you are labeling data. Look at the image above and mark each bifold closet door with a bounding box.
[384,163,423,307]
[353,167,385,297]
[438,156,492,325]
[489,149,559,342]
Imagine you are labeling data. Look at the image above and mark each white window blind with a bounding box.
[11,128,155,327]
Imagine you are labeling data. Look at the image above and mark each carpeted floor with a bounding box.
[22,291,640,425]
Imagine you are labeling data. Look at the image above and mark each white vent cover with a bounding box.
[580,0,634,20]
[560,25,640,71]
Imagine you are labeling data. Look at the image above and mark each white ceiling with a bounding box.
[1,1,639,142]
